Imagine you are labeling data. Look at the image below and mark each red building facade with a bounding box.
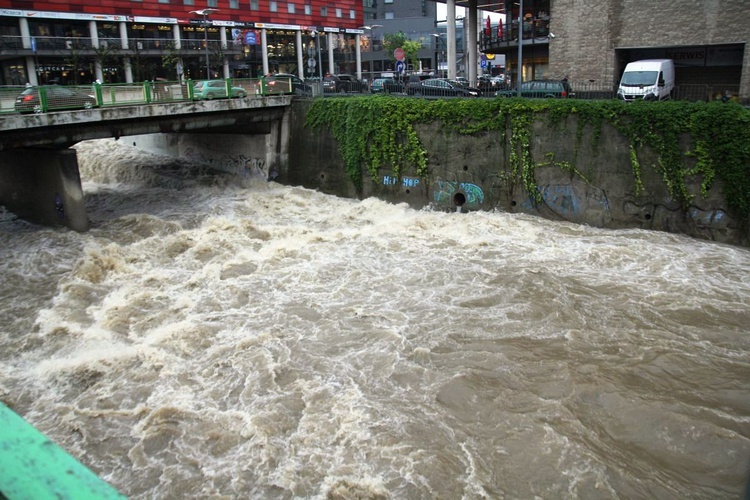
[0,0,365,84]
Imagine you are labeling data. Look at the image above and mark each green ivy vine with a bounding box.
[305,96,750,218]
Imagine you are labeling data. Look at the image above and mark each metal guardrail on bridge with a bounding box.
[0,76,319,115]
[0,78,742,115]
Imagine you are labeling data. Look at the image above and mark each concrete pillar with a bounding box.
[26,56,38,86]
[262,29,269,75]
[119,22,129,50]
[173,25,182,49]
[123,58,133,83]
[0,149,89,232]
[355,34,362,80]
[328,33,335,75]
[19,18,31,49]
[296,31,304,80]
[89,21,104,83]
[447,0,457,80]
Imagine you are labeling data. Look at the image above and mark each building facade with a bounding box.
[0,0,367,85]
[479,0,748,100]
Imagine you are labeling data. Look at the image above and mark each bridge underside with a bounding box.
[0,98,293,230]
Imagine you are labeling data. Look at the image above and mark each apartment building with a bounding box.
[0,0,366,85]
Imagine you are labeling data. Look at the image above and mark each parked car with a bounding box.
[192,80,247,99]
[322,74,368,93]
[263,73,313,96]
[371,77,405,94]
[405,73,434,94]
[496,79,574,98]
[14,85,98,113]
[408,78,481,98]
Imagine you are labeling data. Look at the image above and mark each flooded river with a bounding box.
[0,139,748,499]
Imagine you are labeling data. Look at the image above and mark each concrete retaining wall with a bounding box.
[286,101,748,246]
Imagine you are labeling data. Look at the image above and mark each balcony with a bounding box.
[480,17,551,52]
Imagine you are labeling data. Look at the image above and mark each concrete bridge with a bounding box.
[0,95,293,231]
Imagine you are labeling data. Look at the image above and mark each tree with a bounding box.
[161,41,181,80]
[383,32,422,74]
[92,43,121,83]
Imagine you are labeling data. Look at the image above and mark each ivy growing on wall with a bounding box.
[305,97,750,218]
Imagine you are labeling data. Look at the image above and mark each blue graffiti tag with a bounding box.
[433,180,485,206]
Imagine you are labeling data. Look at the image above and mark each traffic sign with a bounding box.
[394,47,405,61]
[396,60,405,73]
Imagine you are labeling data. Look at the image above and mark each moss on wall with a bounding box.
[306,97,750,218]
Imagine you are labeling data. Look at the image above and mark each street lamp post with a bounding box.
[190,8,218,79]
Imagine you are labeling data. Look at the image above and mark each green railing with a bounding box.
[0,402,125,499]
[0,76,309,115]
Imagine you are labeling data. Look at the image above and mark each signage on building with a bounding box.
[0,8,127,22]
[254,22,301,30]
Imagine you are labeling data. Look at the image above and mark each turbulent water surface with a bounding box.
[0,139,749,499]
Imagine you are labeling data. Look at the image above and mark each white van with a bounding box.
[617,59,675,102]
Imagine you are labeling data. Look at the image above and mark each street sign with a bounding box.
[396,60,405,73]
[394,47,405,61]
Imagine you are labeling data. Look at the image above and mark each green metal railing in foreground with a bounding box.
[0,402,125,499]
[0,76,309,115]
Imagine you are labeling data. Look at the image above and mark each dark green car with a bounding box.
[496,80,574,98]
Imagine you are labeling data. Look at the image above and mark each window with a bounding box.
[158,0,169,3]
[336,8,342,17]
[250,0,258,9]
[350,9,355,18]
[385,11,394,18]
[270,1,277,11]
[183,0,194,5]
[207,0,218,6]
[305,4,312,14]
[288,3,295,13]
[321,6,328,16]
[230,0,239,7]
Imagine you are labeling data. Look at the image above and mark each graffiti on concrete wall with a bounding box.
[183,149,268,179]
[383,175,420,188]
[433,180,485,207]
[690,207,727,226]
[523,183,610,219]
